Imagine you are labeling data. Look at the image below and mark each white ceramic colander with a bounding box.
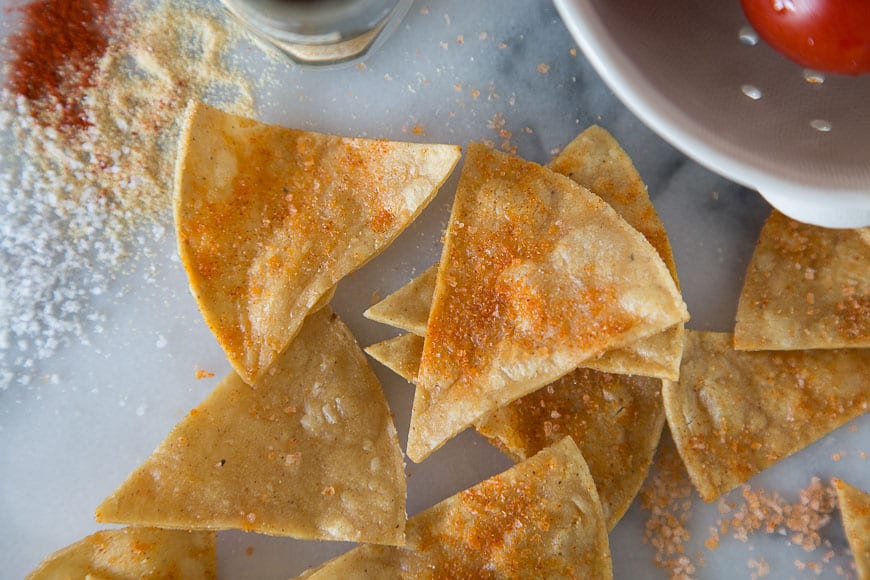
[555,0,870,228]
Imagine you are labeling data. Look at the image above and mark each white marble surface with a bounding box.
[1,1,867,579]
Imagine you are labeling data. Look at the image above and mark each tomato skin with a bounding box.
[740,0,870,75]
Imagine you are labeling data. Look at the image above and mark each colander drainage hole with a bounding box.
[803,70,826,84]
[810,119,833,132]
[741,84,762,100]
[739,26,759,46]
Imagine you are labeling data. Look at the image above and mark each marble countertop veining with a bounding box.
[1,1,866,579]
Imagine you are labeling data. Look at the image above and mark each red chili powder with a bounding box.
[7,0,113,131]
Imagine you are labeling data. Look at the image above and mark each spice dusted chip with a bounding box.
[365,333,664,530]
[735,210,869,350]
[26,527,216,580]
[408,143,688,462]
[364,265,437,336]
[663,331,869,502]
[549,125,684,380]
[366,126,685,381]
[96,308,407,545]
[835,479,870,579]
[298,437,613,579]
[550,127,679,283]
[477,370,665,530]
[174,102,461,385]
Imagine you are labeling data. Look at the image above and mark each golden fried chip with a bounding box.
[364,333,424,383]
[174,102,461,384]
[408,143,687,462]
[96,308,406,545]
[735,210,869,350]
[835,479,870,579]
[298,437,612,579]
[26,528,215,580]
[478,370,664,529]
[364,266,437,336]
[365,126,684,380]
[550,125,684,379]
[365,333,663,530]
[663,331,869,502]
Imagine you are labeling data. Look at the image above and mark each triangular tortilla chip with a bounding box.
[365,126,685,380]
[364,266,437,336]
[364,333,424,383]
[26,528,215,580]
[663,330,869,502]
[298,437,612,579]
[366,333,664,530]
[478,371,664,530]
[174,102,461,384]
[734,210,869,350]
[549,125,684,379]
[96,307,407,545]
[550,126,679,282]
[408,143,688,462]
[835,479,870,578]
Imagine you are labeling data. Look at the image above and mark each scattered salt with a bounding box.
[0,0,258,390]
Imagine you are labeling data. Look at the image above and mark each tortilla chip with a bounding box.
[96,307,407,545]
[366,333,663,530]
[298,437,612,579]
[364,333,424,383]
[174,102,461,384]
[26,528,215,580]
[550,125,684,379]
[365,126,684,380]
[478,371,664,529]
[364,266,437,336]
[408,143,688,462]
[734,210,869,350]
[663,331,869,502]
[835,479,870,579]
[550,126,679,282]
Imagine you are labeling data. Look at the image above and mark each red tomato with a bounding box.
[740,0,870,75]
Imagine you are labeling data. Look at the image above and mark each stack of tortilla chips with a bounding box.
[663,212,868,501]
[364,126,689,534]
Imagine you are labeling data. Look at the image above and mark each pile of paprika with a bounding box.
[7,0,113,132]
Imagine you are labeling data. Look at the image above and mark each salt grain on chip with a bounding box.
[663,331,869,502]
[735,210,869,351]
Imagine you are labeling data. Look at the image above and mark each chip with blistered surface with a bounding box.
[664,331,869,502]
[407,143,688,462]
[96,307,407,545]
[365,332,664,530]
[298,437,612,580]
[174,102,460,385]
[365,126,685,381]
[735,210,869,351]
[26,527,216,580]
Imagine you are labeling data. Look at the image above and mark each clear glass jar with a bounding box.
[219,0,414,67]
